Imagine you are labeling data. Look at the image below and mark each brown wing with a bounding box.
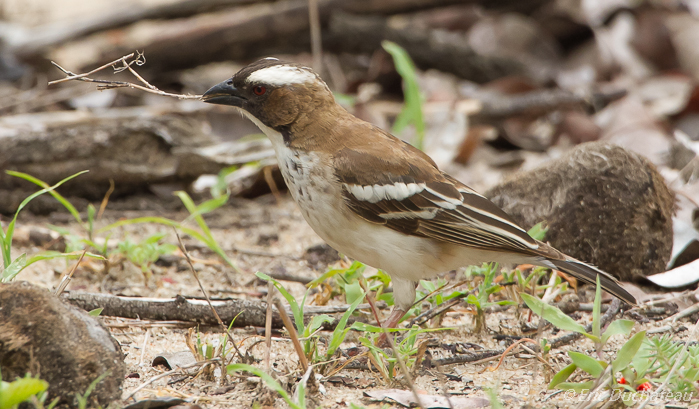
[332,142,540,255]
[332,137,637,305]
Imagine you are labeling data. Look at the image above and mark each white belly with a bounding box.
[274,145,521,281]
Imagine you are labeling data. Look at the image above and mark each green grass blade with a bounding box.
[382,40,425,150]
[256,272,304,332]
[7,170,86,225]
[26,251,104,266]
[175,191,215,240]
[1,253,27,283]
[327,292,365,358]
[227,364,299,409]
[99,216,181,232]
[184,194,230,222]
[592,275,601,339]
[3,171,87,267]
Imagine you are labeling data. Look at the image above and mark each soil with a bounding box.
[8,192,696,408]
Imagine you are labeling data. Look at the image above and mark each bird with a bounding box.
[201,58,637,336]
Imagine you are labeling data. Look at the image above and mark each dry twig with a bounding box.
[273,298,310,373]
[264,281,274,372]
[54,250,88,295]
[125,358,220,401]
[49,52,202,100]
[175,229,246,362]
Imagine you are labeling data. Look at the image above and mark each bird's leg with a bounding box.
[376,307,406,347]
[375,278,414,347]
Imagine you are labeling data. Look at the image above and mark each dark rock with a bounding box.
[486,142,675,281]
[0,281,126,408]
[303,243,340,270]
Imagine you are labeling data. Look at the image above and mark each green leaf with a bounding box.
[592,275,602,340]
[327,292,365,358]
[227,364,300,409]
[87,203,96,237]
[0,377,49,409]
[305,314,333,337]
[184,194,230,222]
[382,41,425,150]
[2,171,87,268]
[350,322,445,335]
[612,331,646,373]
[568,351,605,377]
[420,280,436,293]
[465,293,480,308]
[520,293,594,340]
[344,281,363,305]
[555,381,595,394]
[99,216,240,273]
[26,251,104,267]
[256,272,304,333]
[88,308,103,317]
[527,222,548,241]
[602,320,635,344]
[307,266,343,288]
[7,171,86,226]
[1,253,26,283]
[548,363,577,389]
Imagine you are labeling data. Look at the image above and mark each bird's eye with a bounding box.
[253,85,266,96]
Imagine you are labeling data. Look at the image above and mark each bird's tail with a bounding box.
[539,257,637,306]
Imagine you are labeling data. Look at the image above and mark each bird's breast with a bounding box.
[273,146,346,235]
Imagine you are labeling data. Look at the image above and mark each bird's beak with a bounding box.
[201,79,246,106]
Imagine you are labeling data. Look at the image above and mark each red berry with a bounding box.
[618,377,627,384]
[636,382,652,391]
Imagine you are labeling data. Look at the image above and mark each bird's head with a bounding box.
[202,58,337,135]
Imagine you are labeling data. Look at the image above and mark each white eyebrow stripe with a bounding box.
[246,65,316,86]
[344,182,426,203]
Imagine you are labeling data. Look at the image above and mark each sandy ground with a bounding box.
[8,193,694,408]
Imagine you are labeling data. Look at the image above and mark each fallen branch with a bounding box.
[62,291,377,329]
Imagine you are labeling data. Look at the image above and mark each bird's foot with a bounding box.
[375,308,406,348]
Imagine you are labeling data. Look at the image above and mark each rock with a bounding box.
[303,243,340,270]
[0,281,125,408]
[485,142,675,281]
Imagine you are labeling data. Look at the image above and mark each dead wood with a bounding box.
[5,0,269,59]
[41,0,546,81]
[431,349,504,366]
[326,11,525,83]
[62,292,377,329]
[471,88,628,119]
[63,292,280,328]
[0,107,274,213]
[92,0,329,74]
[5,0,551,63]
